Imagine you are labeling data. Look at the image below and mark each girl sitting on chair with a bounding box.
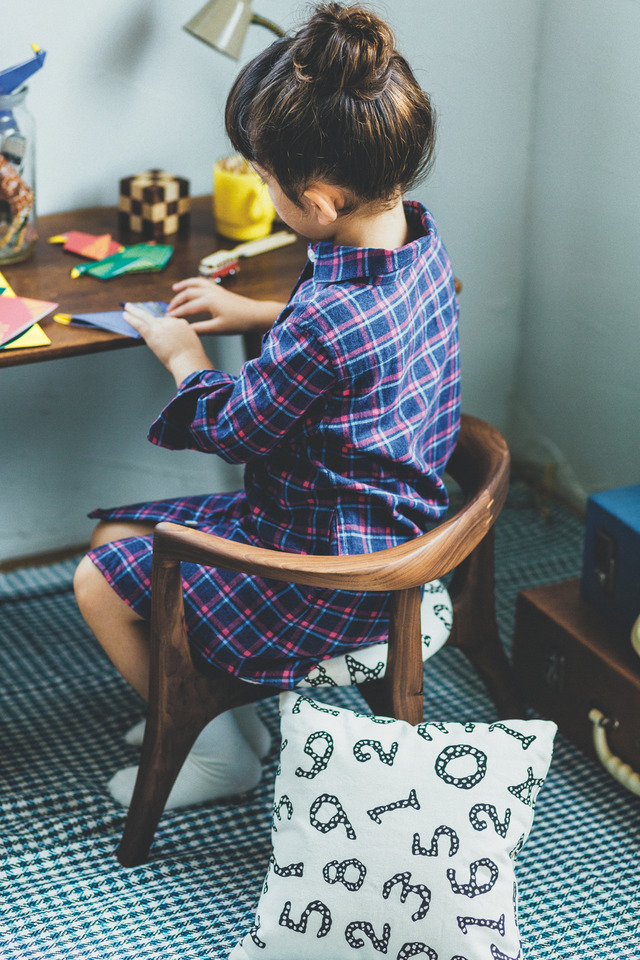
[74,1,460,810]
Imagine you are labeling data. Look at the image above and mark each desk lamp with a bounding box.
[184,0,285,59]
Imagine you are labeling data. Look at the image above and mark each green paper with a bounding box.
[72,244,173,279]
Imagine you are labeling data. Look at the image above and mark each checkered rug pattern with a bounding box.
[1,482,638,959]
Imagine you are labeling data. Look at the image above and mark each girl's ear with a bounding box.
[303,183,346,226]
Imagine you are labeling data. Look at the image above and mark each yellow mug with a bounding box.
[213,156,275,241]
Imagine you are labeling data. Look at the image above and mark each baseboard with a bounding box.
[505,403,588,514]
[0,543,89,573]
[510,459,586,520]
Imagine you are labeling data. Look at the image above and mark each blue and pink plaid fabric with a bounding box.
[89,201,460,687]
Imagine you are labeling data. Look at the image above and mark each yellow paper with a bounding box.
[0,271,52,348]
[2,322,51,349]
[0,271,16,297]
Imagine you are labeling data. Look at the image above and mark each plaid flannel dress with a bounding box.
[88,202,461,688]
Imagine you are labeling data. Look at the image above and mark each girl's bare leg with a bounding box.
[74,520,157,699]
[74,521,263,808]
[74,555,151,698]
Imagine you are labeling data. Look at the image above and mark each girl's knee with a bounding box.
[74,555,116,622]
[73,554,101,611]
[74,555,143,624]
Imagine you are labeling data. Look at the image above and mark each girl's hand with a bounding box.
[167,277,284,335]
[123,303,213,386]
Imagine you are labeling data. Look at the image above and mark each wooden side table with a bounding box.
[513,578,640,787]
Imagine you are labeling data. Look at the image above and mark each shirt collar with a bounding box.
[307,201,437,283]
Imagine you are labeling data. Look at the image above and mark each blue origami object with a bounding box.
[67,301,169,339]
[0,45,46,95]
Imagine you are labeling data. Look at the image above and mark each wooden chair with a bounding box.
[117,413,521,866]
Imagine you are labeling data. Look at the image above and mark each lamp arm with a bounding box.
[251,13,286,37]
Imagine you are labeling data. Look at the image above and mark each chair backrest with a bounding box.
[151,413,509,595]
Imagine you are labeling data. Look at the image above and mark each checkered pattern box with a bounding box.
[119,170,190,239]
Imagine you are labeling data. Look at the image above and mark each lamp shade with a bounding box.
[184,0,285,59]
[184,0,253,60]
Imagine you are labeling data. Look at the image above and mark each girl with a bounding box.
[74,1,461,810]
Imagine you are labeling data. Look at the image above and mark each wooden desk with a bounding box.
[0,196,307,368]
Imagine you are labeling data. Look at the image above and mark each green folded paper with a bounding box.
[71,243,173,280]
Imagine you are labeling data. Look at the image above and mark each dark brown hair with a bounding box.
[225,2,436,206]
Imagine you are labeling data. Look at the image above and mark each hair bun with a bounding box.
[292,2,396,96]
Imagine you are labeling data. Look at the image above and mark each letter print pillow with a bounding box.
[229,692,557,960]
[297,581,453,690]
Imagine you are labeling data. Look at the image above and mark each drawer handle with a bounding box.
[631,614,640,658]
[589,708,640,797]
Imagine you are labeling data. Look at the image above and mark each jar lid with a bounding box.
[0,85,28,108]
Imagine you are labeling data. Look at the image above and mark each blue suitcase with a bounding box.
[581,484,640,633]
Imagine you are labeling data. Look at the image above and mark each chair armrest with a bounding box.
[446,413,510,504]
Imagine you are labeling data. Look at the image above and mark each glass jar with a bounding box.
[0,86,37,264]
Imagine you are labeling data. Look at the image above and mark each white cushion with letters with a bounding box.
[229,692,556,960]
[297,581,452,689]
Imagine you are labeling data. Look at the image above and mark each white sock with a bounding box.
[232,704,272,759]
[124,703,272,759]
[124,718,147,746]
[109,710,262,809]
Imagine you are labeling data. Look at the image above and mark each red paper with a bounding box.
[63,231,123,260]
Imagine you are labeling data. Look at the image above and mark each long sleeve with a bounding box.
[147,306,337,464]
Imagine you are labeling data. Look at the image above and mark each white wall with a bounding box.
[508,0,640,504]
[392,1,542,429]
[1,0,540,561]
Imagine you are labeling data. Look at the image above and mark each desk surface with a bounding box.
[0,197,307,368]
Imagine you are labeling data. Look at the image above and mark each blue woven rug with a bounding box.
[0,483,638,959]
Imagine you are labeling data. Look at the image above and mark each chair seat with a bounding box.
[297,580,452,689]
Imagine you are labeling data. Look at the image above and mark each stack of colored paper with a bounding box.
[0,272,54,349]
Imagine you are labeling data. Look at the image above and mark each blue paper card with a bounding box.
[69,301,168,339]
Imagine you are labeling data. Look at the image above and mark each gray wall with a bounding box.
[508,0,640,503]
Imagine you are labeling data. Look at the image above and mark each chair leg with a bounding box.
[117,679,212,867]
[356,678,394,718]
[447,529,526,719]
[357,588,424,726]
[117,663,273,867]
[117,553,279,867]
